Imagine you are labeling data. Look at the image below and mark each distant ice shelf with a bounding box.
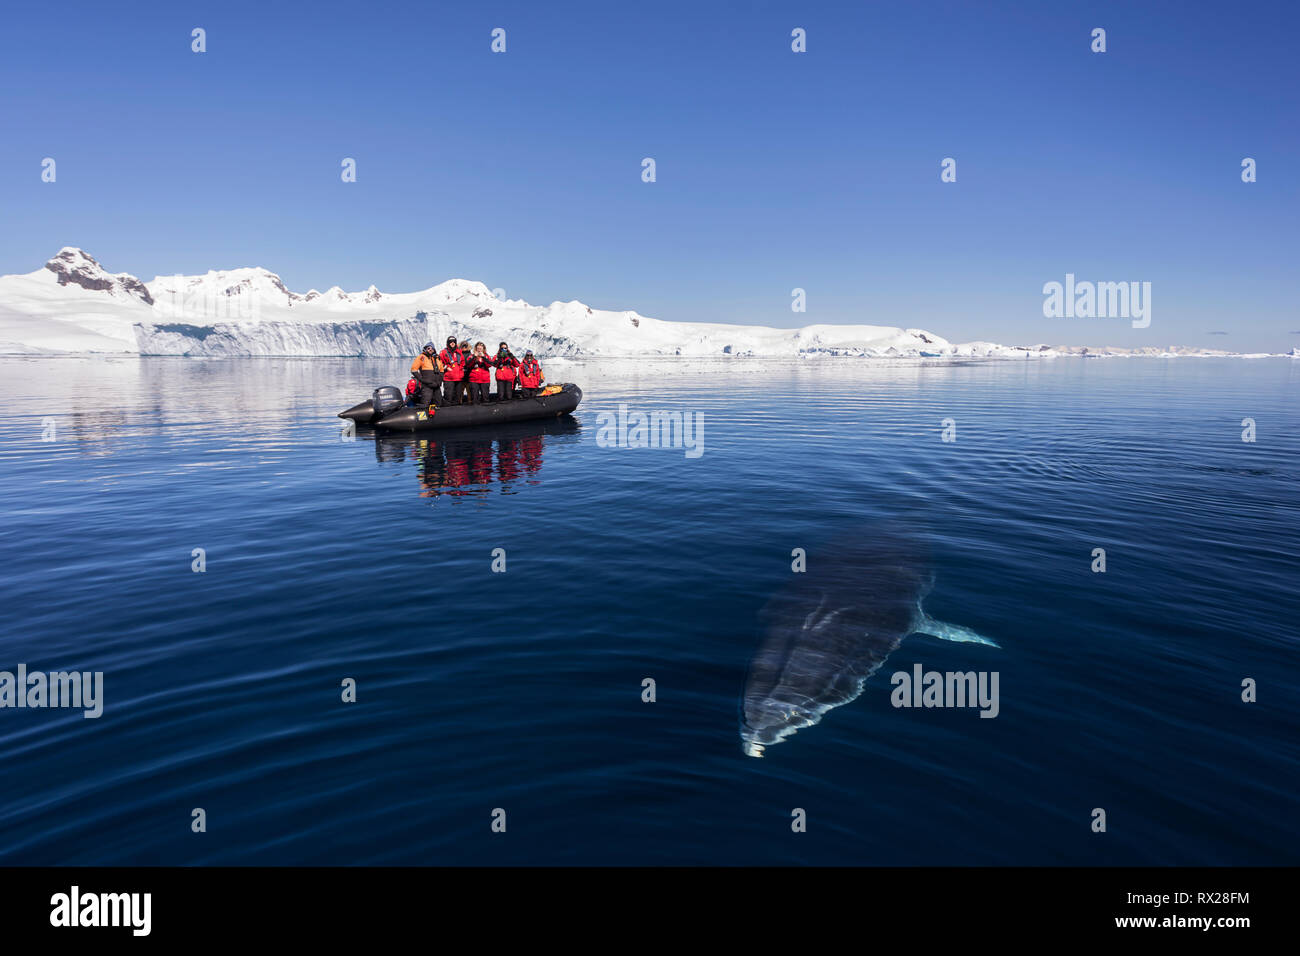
[0,248,1288,359]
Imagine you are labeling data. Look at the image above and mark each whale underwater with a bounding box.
[740,534,999,757]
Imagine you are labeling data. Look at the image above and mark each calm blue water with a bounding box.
[0,356,1296,865]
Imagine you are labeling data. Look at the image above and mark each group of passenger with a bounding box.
[408,335,546,407]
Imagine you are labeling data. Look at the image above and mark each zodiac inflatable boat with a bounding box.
[339,383,582,432]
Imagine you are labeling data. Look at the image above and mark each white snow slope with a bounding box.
[0,249,1286,358]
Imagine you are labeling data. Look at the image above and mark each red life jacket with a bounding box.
[406,378,419,396]
[495,356,519,381]
[440,348,465,381]
[519,360,542,388]
[468,354,493,384]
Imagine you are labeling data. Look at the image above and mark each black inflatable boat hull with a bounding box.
[340,384,582,432]
[339,399,381,424]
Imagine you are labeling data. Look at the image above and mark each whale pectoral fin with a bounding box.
[913,614,1000,648]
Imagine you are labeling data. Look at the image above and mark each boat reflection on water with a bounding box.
[373,416,580,498]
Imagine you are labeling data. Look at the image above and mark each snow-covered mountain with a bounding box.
[0,248,1284,359]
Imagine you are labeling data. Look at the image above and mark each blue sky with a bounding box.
[1,0,1296,349]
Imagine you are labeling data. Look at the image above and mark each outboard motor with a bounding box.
[372,385,405,421]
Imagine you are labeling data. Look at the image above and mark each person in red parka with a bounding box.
[465,341,495,405]
[439,335,466,405]
[518,349,545,398]
[494,341,521,401]
[457,339,474,402]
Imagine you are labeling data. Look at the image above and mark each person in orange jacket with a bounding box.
[409,341,444,406]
